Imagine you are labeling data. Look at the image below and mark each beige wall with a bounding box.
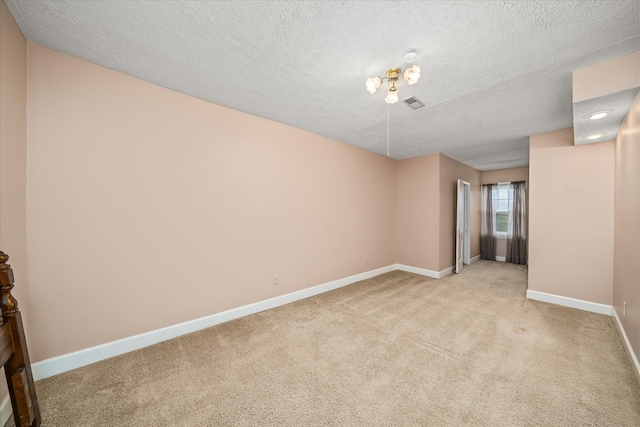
[0,1,28,320]
[26,45,397,362]
[572,52,640,103]
[396,153,481,272]
[613,91,640,363]
[438,154,481,271]
[0,0,27,407]
[396,154,440,271]
[529,128,614,305]
[481,166,529,185]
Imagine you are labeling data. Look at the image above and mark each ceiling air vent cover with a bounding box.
[403,96,425,110]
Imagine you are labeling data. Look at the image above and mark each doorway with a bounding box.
[455,179,471,273]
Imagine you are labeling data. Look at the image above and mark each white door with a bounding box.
[455,179,471,273]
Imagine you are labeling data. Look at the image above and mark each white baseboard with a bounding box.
[439,266,454,278]
[0,395,10,427]
[396,264,453,279]
[612,308,640,386]
[32,264,397,381]
[526,290,614,316]
[495,256,506,262]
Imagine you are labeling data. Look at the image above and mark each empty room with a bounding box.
[0,1,639,426]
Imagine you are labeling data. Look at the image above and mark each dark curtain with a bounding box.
[481,184,496,260]
[506,181,527,264]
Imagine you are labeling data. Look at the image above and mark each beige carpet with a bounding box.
[7,261,640,426]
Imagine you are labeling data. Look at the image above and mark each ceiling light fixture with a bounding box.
[367,49,422,158]
[585,110,613,120]
[584,132,607,140]
[366,50,421,104]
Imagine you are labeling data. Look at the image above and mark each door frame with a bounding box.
[455,179,471,273]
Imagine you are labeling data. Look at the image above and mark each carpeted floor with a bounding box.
[6,260,640,426]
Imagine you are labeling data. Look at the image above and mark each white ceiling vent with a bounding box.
[403,96,425,110]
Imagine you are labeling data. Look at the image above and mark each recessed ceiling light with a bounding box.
[583,110,613,120]
[589,112,608,120]
[584,132,607,140]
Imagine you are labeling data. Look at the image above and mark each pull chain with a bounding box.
[386,102,390,157]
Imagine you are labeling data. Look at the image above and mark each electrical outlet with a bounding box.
[273,275,278,286]
[623,301,627,319]
[365,257,368,264]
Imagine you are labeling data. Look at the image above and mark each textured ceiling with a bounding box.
[6,1,640,170]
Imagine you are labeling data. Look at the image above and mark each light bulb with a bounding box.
[403,65,421,85]
[385,88,399,104]
[366,77,381,94]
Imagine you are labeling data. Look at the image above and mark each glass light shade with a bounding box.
[403,65,421,85]
[366,77,382,94]
[385,88,399,104]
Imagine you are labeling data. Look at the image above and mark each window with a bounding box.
[495,212,509,233]
[493,184,512,237]
[481,181,527,264]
